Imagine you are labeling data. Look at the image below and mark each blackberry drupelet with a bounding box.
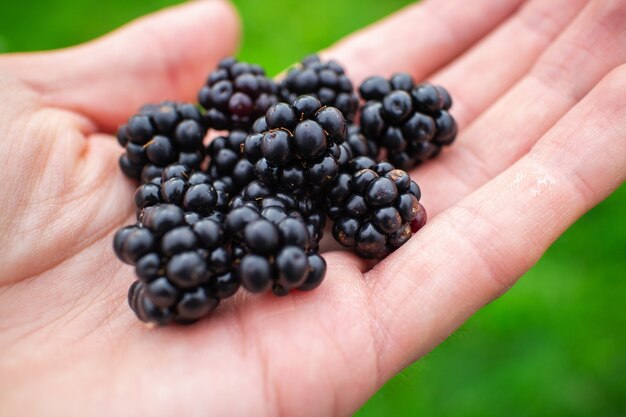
[198,57,279,131]
[358,73,457,170]
[327,161,426,259]
[225,198,326,296]
[206,130,256,195]
[243,95,347,192]
[117,101,206,183]
[280,54,359,121]
[114,203,235,325]
[251,115,268,134]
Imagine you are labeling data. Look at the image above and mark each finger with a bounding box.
[369,64,626,383]
[415,0,626,216]
[315,0,581,277]
[323,0,527,85]
[0,0,240,132]
[430,0,589,128]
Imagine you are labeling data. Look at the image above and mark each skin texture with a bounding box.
[0,0,624,415]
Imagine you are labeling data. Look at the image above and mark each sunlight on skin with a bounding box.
[0,0,625,416]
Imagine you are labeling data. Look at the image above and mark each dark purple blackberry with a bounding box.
[327,161,426,259]
[280,54,359,121]
[133,163,231,215]
[225,200,326,296]
[230,180,326,251]
[198,57,279,131]
[206,130,256,195]
[358,74,457,170]
[244,96,347,192]
[114,203,236,325]
[117,102,206,183]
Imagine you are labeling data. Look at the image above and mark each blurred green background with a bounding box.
[2,1,624,415]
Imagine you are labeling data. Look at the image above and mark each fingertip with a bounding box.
[7,0,243,131]
[104,0,242,100]
[170,0,242,61]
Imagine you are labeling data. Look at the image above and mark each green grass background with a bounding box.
[2,1,624,415]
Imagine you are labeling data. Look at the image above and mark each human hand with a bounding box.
[0,0,624,416]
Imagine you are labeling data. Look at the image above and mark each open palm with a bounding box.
[0,0,624,416]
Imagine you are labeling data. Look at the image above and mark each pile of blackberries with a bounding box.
[113,56,456,325]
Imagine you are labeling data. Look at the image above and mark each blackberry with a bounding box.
[117,101,206,182]
[198,57,279,131]
[206,130,256,195]
[133,163,230,215]
[358,73,457,170]
[280,54,359,121]
[114,203,235,325]
[230,180,326,251]
[327,161,426,258]
[225,200,326,295]
[243,96,347,192]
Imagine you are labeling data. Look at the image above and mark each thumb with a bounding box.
[0,0,240,131]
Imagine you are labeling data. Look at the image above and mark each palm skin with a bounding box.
[0,0,624,416]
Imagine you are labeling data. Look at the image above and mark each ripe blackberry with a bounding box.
[225,199,326,295]
[243,95,347,192]
[230,180,327,251]
[114,203,235,325]
[206,130,256,195]
[327,161,426,259]
[280,55,359,121]
[198,57,279,131]
[358,73,457,170]
[117,101,206,182]
[133,163,230,215]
